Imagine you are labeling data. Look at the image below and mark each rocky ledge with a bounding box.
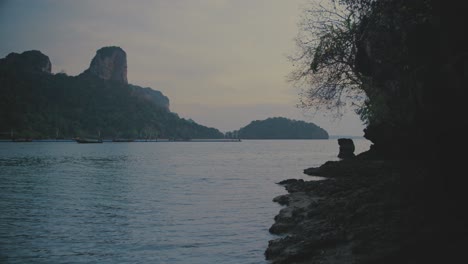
[265,157,468,263]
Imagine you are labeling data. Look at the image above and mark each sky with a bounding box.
[0,0,365,136]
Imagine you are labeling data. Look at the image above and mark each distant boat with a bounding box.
[112,138,134,142]
[75,130,103,143]
[12,138,33,142]
[75,138,103,144]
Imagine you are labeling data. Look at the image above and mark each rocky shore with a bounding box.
[265,154,468,263]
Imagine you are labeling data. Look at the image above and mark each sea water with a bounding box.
[0,139,370,264]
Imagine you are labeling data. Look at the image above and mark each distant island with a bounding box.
[227,117,328,139]
[0,47,223,140]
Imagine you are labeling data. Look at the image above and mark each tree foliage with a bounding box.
[291,0,436,128]
[290,0,368,114]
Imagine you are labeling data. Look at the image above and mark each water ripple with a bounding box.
[0,140,370,263]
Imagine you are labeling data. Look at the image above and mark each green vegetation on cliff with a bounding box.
[228,117,328,139]
[0,49,223,139]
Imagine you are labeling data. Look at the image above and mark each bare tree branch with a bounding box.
[290,0,369,115]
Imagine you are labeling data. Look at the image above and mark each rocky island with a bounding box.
[227,117,328,139]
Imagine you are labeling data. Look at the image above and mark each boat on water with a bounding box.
[12,138,33,142]
[75,130,103,143]
[112,138,135,142]
[75,138,103,143]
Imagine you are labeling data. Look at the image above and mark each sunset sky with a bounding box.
[0,0,365,136]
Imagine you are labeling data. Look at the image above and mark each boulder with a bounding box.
[337,138,355,159]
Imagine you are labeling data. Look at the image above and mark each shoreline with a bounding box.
[264,156,465,263]
[265,159,402,263]
[265,155,468,263]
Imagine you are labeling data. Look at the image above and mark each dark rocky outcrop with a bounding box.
[83,46,128,84]
[0,50,51,74]
[267,158,468,263]
[337,138,355,159]
[354,1,468,160]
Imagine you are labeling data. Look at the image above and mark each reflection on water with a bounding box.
[0,139,370,264]
[0,156,54,167]
[0,155,130,167]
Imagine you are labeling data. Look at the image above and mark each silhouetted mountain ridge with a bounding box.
[0,47,223,139]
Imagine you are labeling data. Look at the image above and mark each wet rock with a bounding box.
[266,159,410,263]
[273,194,290,205]
[304,167,321,175]
[277,179,303,185]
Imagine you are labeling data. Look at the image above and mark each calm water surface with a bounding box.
[0,139,370,263]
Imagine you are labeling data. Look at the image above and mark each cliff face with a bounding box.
[85,46,128,84]
[0,50,51,74]
[82,46,169,111]
[354,0,468,159]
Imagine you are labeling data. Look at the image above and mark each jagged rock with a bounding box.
[1,50,51,73]
[85,46,128,83]
[277,179,304,185]
[304,167,321,176]
[266,160,399,264]
[273,194,290,205]
[337,138,355,159]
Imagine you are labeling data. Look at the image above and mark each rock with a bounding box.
[269,222,296,234]
[273,194,290,205]
[1,50,51,73]
[277,179,303,185]
[337,138,355,159]
[304,167,321,176]
[85,46,128,83]
[266,158,465,263]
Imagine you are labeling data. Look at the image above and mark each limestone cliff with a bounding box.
[84,46,128,83]
[80,46,169,110]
